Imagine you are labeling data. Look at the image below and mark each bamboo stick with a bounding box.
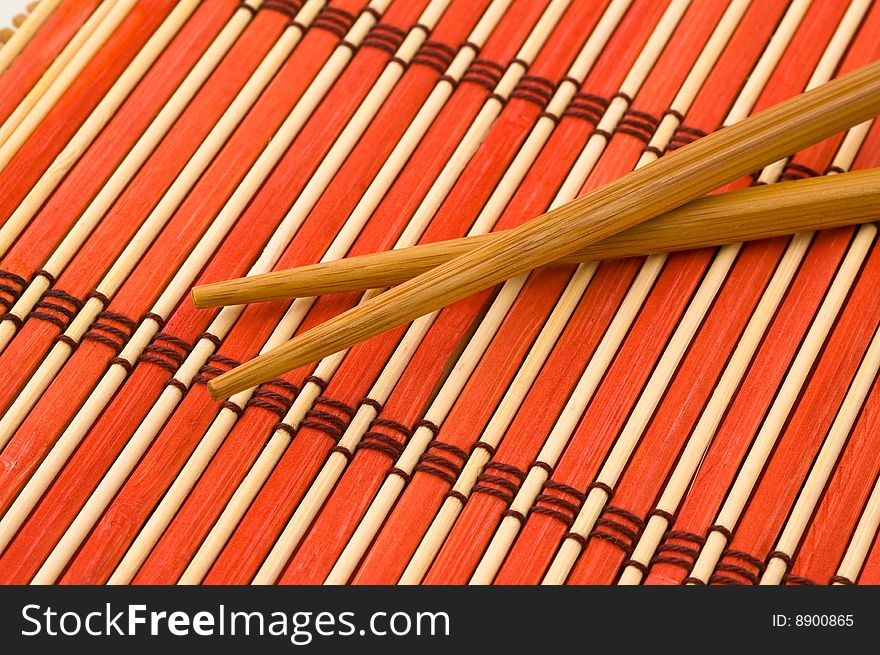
[0,0,298,452]
[470,0,813,584]
[617,127,870,585]
[209,52,880,401]
[109,0,581,584]
[340,0,756,586]
[545,2,873,584]
[0,0,331,558]
[0,0,268,338]
[760,322,880,585]
[0,0,205,256]
[0,0,131,165]
[0,0,341,454]
[191,0,630,585]
[193,168,880,305]
[112,0,518,585]
[0,0,61,76]
[685,224,876,584]
[25,0,439,585]
[324,0,695,585]
[833,472,880,584]
[174,0,525,585]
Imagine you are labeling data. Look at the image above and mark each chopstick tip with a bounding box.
[206,378,226,401]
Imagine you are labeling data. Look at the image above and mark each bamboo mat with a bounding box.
[0,0,878,587]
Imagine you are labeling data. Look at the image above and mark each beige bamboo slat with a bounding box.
[0,0,277,346]
[173,0,553,585]
[111,0,518,586]
[26,0,448,585]
[161,0,585,584]
[760,321,880,585]
[185,0,631,585]
[211,15,880,403]
[0,0,131,166]
[544,2,872,584]
[0,0,335,552]
[0,0,257,259]
[617,127,869,585]
[397,0,754,586]
[684,223,875,584]
[470,0,812,583]
[321,0,694,586]
[193,167,880,305]
[0,0,110,138]
[0,0,61,76]
[833,473,880,584]
[0,0,332,455]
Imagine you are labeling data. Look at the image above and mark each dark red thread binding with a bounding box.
[304,374,328,392]
[667,123,707,150]
[221,400,244,416]
[300,396,357,442]
[783,573,816,585]
[781,161,820,181]
[461,58,505,90]
[0,270,27,308]
[261,0,303,19]
[414,440,468,484]
[412,40,455,74]
[84,289,109,305]
[708,523,732,540]
[196,331,222,347]
[648,508,676,523]
[358,431,406,460]
[414,418,440,437]
[236,0,258,15]
[110,357,134,374]
[710,548,766,585]
[445,489,467,503]
[529,460,553,475]
[81,310,137,354]
[616,108,661,143]
[502,508,525,522]
[357,412,412,459]
[166,379,188,394]
[141,311,166,328]
[562,531,588,547]
[510,75,556,109]
[532,478,589,527]
[389,466,411,484]
[473,462,527,505]
[471,441,495,457]
[590,506,645,556]
[362,23,407,55]
[312,6,356,38]
[564,92,609,125]
[137,332,193,373]
[621,558,648,575]
[273,422,297,439]
[766,549,793,568]
[358,397,383,412]
[245,378,299,416]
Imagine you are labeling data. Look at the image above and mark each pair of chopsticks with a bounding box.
[198,59,880,400]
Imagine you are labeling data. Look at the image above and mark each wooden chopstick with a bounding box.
[192,167,880,306]
[207,60,880,400]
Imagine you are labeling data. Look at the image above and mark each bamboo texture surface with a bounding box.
[0,0,879,589]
